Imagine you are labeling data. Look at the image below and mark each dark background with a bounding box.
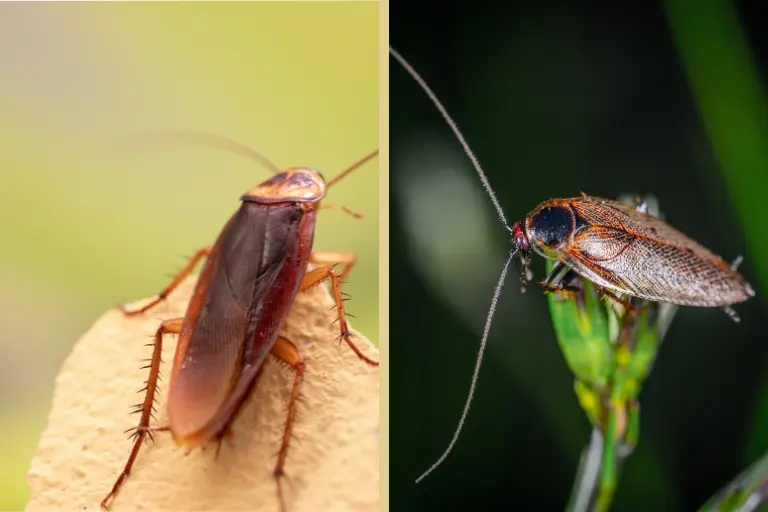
[391,1,768,511]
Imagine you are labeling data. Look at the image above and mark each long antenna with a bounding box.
[390,47,511,233]
[119,130,282,174]
[327,149,379,188]
[414,248,517,483]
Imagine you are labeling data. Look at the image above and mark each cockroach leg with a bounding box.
[596,287,634,314]
[101,317,183,510]
[306,250,356,283]
[721,257,745,322]
[270,336,306,512]
[542,261,566,287]
[119,246,212,316]
[540,263,581,299]
[542,264,580,291]
[299,252,378,366]
[318,203,364,220]
[327,269,379,366]
[723,306,741,323]
[627,193,650,214]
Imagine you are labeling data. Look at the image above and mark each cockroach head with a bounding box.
[242,168,327,204]
[511,221,533,292]
[512,221,531,253]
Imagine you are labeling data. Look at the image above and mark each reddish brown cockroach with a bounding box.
[101,134,379,509]
[511,194,754,318]
[390,46,755,483]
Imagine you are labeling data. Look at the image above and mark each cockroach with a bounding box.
[100,132,379,510]
[390,46,755,483]
[514,193,754,316]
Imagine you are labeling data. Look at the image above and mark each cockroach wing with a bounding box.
[563,198,753,307]
[167,202,313,444]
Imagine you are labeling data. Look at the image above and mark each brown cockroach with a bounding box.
[390,46,755,483]
[512,194,754,317]
[100,133,379,509]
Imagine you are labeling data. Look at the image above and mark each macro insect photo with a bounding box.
[391,2,768,512]
[0,2,379,511]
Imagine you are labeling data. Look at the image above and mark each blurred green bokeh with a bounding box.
[0,3,377,509]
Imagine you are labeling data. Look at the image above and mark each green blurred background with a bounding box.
[391,1,768,511]
[0,2,377,509]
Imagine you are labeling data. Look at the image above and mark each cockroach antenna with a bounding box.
[391,46,515,483]
[389,47,512,233]
[414,247,516,484]
[118,130,283,174]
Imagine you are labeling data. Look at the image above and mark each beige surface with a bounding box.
[26,276,379,512]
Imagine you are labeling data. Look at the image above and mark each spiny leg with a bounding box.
[270,336,306,512]
[541,262,581,296]
[100,317,183,510]
[120,246,212,316]
[596,286,637,317]
[305,250,356,284]
[299,252,378,366]
[542,261,566,287]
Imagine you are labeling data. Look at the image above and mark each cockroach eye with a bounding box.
[528,206,572,248]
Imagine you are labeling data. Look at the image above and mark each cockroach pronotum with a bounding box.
[389,47,755,483]
[100,132,379,509]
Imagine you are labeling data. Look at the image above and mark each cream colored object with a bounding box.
[26,276,379,511]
